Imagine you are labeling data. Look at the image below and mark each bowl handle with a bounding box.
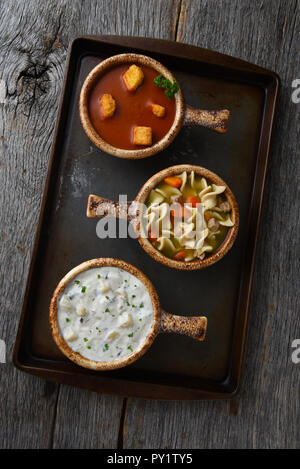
[183,105,230,134]
[86,194,133,221]
[160,310,207,341]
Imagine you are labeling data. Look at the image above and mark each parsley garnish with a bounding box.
[105,296,109,300]
[153,74,179,100]
[97,274,101,279]
[84,338,88,342]
[103,344,109,351]
[128,345,133,352]
[105,308,110,313]
[81,286,86,293]
[66,318,70,323]
[139,303,144,308]
[75,280,80,285]
[128,332,133,337]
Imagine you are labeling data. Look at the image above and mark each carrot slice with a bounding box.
[164,176,182,188]
[174,250,186,260]
[148,229,158,242]
[186,196,201,207]
[204,211,211,222]
[170,205,184,219]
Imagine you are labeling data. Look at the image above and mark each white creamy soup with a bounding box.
[57,266,154,362]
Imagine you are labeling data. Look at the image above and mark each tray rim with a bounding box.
[13,35,280,400]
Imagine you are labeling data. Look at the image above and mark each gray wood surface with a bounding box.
[0,0,299,449]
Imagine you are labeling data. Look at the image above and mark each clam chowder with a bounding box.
[57,267,154,362]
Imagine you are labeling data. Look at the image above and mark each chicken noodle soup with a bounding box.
[144,171,234,262]
[57,267,154,362]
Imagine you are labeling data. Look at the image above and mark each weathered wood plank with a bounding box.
[0,0,181,449]
[52,386,125,449]
[124,0,300,449]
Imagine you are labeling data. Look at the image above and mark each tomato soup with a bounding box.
[88,64,177,150]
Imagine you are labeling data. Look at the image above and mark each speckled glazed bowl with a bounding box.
[87,165,239,271]
[79,53,230,159]
[49,258,207,370]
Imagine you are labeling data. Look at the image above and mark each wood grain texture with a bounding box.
[124,0,300,449]
[1,0,299,449]
[52,385,124,449]
[0,0,180,449]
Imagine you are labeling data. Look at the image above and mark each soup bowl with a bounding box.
[49,258,207,370]
[87,164,239,270]
[79,53,230,159]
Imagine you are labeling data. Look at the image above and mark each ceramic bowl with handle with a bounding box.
[79,53,230,159]
[87,164,239,270]
[49,258,207,371]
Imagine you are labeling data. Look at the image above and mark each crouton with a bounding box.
[133,126,152,146]
[100,93,116,118]
[152,103,165,118]
[123,65,144,91]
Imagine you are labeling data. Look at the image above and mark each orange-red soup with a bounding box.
[88,64,177,150]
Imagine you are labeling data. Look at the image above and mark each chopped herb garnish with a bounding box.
[139,303,144,308]
[105,308,110,313]
[134,285,137,288]
[153,74,179,100]
[124,279,128,283]
[128,345,133,352]
[105,296,110,300]
[84,338,88,342]
[81,286,86,293]
[139,318,142,322]
[97,274,101,279]
[66,318,70,323]
[132,304,136,308]
[128,333,133,337]
[75,280,80,285]
[87,346,91,350]
[103,344,109,351]
[132,295,136,298]
[126,301,130,307]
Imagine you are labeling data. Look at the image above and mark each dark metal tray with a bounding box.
[13,36,279,400]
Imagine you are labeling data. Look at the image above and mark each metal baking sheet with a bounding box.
[13,36,279,399]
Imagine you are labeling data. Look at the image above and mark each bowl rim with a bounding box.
[49,258,161,370]
[79,53,185,159]
[134,164,239,271]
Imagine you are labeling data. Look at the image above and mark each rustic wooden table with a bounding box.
[0,0,299,449]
